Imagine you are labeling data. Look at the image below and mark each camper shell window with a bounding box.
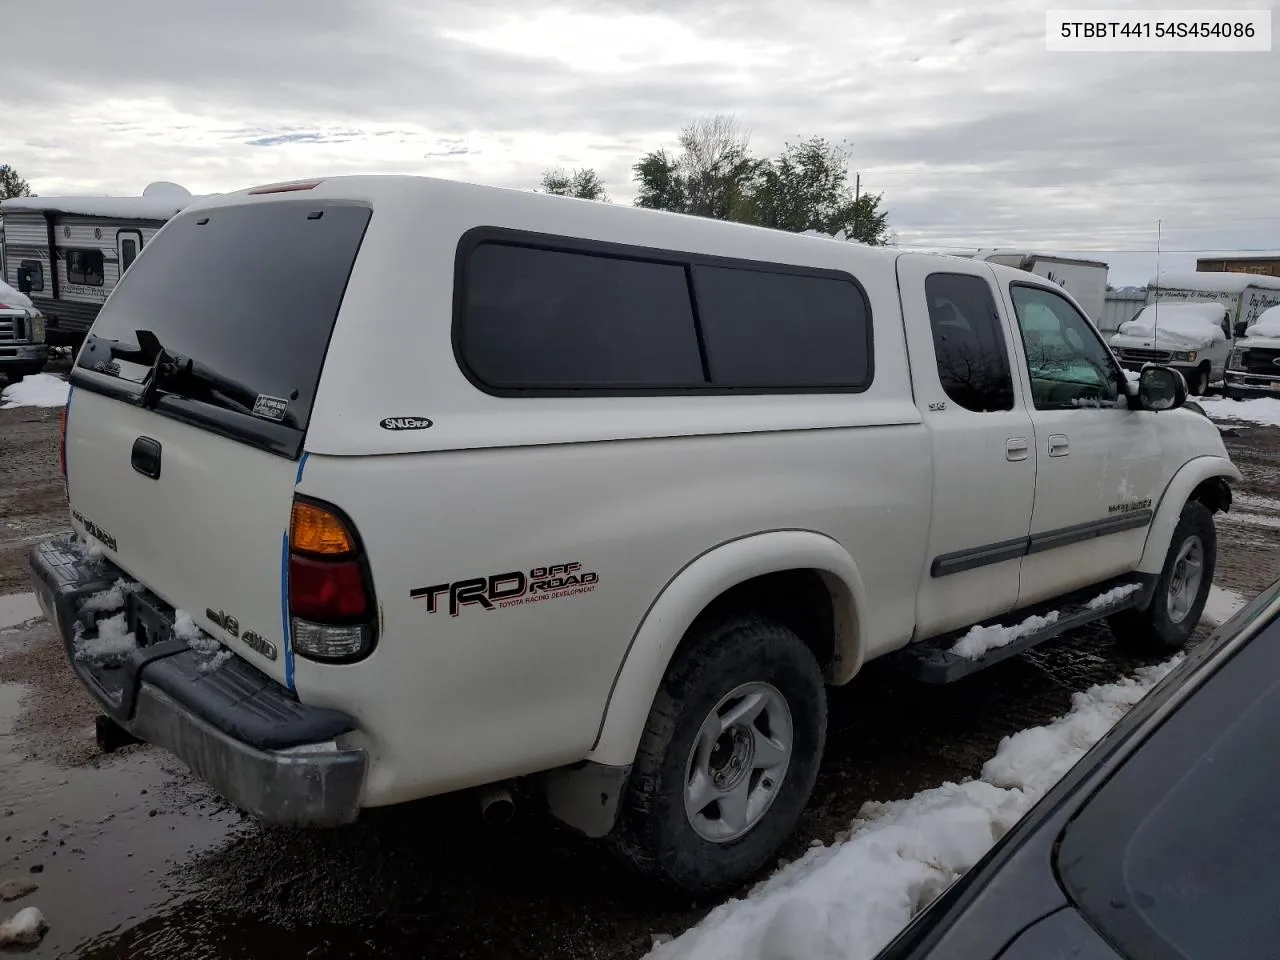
[67,249,105,286]
[454,228,874,395]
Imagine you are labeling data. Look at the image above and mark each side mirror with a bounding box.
[1138,365,1187,411]
[16,266,33,294]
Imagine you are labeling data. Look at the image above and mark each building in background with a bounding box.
[1196,251,1280,277]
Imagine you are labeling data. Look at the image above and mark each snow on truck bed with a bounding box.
[1117,302,1226,346]
[646,657,1182,960]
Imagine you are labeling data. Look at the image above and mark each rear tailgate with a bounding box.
[64,196,372,688]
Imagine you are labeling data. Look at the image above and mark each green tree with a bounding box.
[749,137,889,245]
[633,115,761,221]
[540,167,609,202]
[0,164,33,200]
[631,119,890,245]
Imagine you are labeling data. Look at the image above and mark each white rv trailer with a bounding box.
[0,182,202,347]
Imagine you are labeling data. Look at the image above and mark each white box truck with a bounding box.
[969,250,1109,327]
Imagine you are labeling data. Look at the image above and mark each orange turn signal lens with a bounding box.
[290,501,356,556]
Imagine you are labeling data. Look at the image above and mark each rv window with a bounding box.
[18,260,44,293]
[120,239,138,273]
[460,242,706,389]
[693,265,872,389]
[67,249,105,286]
[924,273,1015,412]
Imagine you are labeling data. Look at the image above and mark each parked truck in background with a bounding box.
[1226,304,1280,399]
[1108,272,1280,395]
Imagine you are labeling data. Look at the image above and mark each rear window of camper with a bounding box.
[456,231,873,394]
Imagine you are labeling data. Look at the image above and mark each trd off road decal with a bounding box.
[412,562,599,616]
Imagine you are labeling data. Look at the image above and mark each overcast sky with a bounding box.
[4,0,1278,284]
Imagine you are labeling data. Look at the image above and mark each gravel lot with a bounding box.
[2,368,1277,959]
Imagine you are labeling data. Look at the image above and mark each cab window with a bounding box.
[1009,284,1122,410]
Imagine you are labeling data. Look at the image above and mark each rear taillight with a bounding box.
[287,497,377,662]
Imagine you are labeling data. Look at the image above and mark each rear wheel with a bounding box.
[5,372,24,385]
[1109,500,1216,653]
[609,616,826,896]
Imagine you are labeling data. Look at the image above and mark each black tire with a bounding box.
[5,373,23,385]
[1190,365,1210,396]
[608,617,826,896]
[1109,500,1216,653]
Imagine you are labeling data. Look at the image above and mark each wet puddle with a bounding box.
[1,618,244,956]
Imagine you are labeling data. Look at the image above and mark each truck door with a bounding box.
[896,254,1037,639]
[998,279,1165,607]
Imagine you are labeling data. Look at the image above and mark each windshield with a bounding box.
[1057,596,1280,959]
[74,198,371,452]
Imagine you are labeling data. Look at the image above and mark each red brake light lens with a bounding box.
[288,555,370,621]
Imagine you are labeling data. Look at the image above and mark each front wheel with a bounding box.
[1189,365,1210,396]
[1109,500,1216,653]
[608,616,826,896]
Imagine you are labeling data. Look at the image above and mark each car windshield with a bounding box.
[1057,592,1280,959]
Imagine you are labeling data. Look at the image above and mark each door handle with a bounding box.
[1006,438,1029,462]
[1048,434,1069,457]
[131,436,162,479]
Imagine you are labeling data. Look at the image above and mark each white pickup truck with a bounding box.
[1226,304,1280,400]
[29,176,1239,895]
[1109,300,1234,395]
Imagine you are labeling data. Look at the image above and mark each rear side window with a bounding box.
[460,243,705,388]
[694,265,871,387]
[925,272,1014,412]
[67,249,104,286]
[456,231,875,394]
[75,200,372,456]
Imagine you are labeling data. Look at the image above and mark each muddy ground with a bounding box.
[2,373,1278,959]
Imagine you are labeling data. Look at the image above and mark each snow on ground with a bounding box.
[950,611,1059,659]
[1198,396,1280,428]
[646,658,1182,960]
[1,373,69,409]
[1203,584,1247,627]
[1220,511,1280,530]
[0,906,47,946]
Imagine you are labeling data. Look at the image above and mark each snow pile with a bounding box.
[1117,303,1226,347]
[73,612,135,661]
[1086,583,1141,610]
[950,611,1059,660]
[1243,305,1280,339]
[646,659,1182,960]
[0,279,33,309]
[1,373,70,409]
[0,906,47,947]
[1203,585,1246,627]
[174,610,234,673]
[81,579,141,616]
[1198,396,1280,428]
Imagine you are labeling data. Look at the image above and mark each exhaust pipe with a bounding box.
[477,782,516,825]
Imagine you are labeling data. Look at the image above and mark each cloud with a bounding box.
[3,0,1278,284]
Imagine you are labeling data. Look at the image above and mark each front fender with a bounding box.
[1138,455,1241,575]
[585,530,867,768]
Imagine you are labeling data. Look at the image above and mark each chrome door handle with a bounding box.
[1006,438,1029,462]
[1048,434,1070,457]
